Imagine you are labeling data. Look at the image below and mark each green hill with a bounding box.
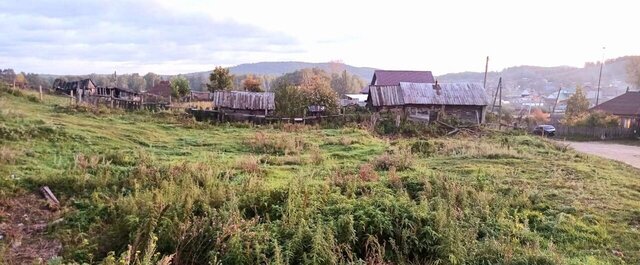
[2,82,640,264]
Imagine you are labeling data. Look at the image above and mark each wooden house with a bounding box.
[590,91,640,128]
[53,78,97,96]
[368,82,489,124]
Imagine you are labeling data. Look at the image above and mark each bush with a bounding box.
[247,132,306,155]
[410,140,438,156]
[563,110,620,128]
[373,148,414,171]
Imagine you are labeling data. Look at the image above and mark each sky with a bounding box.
[1,0,638,75]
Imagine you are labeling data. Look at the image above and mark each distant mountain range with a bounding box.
[187,57,634,94]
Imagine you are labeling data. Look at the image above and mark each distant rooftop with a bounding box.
[361,70,435,93]
[591,91,640,116]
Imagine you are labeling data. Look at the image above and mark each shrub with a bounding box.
[236,155,263,175]
[358,163,379,182]
[247,132,306,155]
[0,146,19,164]
[373,148,414,171]
[410,140,438,156]
[563,110,620,128]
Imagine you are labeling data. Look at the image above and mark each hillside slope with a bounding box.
[1,85,640,264]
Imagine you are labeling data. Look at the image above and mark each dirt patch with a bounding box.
[0,193,62,264]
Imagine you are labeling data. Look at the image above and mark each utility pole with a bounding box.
[551,87,561,115]
[595,47,605,106]
[498,79,502,127]
[483,56,489,89]
[491,77,502,112]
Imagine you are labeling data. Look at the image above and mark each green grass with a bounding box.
[2,85,640,264]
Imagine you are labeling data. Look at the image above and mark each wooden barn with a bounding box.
[53,78,97,96]
[368,82,489,124]
[212,91,275,116]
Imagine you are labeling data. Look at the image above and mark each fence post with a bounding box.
[70,90,74,106]
[39,85,43,101]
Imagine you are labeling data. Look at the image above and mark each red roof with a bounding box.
[371,70,435,86]
[591,91,640,116]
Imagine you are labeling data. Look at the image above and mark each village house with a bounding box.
[590,90,640,128]
[53,78,97,96]
[368,82,489,124]
[212,91,275,116]
[52,78,141,102]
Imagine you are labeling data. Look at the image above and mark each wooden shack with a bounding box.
[213,91,275,116]
[53,78,97,97]
[368,82,489,124]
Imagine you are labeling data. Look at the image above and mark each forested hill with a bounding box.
[186,61,376,82]
[438,56,636,94]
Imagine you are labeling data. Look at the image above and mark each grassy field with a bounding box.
[2,85,640,264]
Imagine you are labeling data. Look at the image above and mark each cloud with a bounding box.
[0,0,302,74]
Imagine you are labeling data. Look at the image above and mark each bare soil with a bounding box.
[565,141,640,169]
[0,193,62,265]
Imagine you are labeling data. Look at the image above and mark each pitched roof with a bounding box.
[213,91,275,110]
[371,70,435,86]
[590,91,640,116]
[369,82,489,107]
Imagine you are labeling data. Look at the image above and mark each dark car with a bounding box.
[532,125,556,137]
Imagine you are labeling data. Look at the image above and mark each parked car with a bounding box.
[532,125,556,137]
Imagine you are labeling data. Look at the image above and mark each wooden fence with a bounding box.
[188,109,371,124]
[551,124,638,140]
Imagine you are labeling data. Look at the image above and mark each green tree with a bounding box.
[15,72,27,87]
[626,56,640,89]
[273,68,339,117]
[274,84,305,117]
[128,73,146,92]
[207,66,233,92]
[170,76,190,99]
[144,72,161,90]
[301,75,339,114]
[565,86,589,119]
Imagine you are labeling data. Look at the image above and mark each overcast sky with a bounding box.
[1,0,638,75]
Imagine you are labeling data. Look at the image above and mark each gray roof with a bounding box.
[371,70,435,86]
[369,82,489,107]
[213,91,275,110]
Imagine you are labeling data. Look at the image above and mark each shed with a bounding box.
[368,82,489,124]
[213,91,275,115]
[53,78,97,96]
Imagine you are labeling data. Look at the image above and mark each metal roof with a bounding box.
[369,82,489,107]
[371,70,435,86]
[213,91,275,110]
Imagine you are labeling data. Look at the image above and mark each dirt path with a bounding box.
[0,194,62,264]
[565,141,640,169]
